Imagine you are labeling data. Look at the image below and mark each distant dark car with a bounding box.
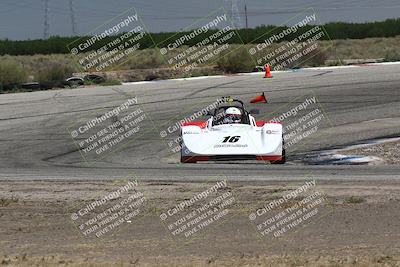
[66,77,85,87]
[21,82,41,90]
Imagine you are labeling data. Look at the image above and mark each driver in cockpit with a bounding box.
[222,107,242,124]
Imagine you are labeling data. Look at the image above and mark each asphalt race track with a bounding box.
[1,64,400,181]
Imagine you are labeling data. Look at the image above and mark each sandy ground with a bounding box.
[1,179,399,266]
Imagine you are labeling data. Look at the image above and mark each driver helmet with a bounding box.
[224,107,242,124]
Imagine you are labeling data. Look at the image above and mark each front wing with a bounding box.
[180,122,284,163]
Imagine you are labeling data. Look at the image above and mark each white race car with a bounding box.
[180,97,285,164]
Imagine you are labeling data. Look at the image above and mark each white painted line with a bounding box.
[122,75,227,85]
[370,61,400,66]
[332,137,400,152]
[122,61,400,86]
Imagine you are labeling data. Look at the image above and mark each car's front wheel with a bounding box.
[180,135,196,163]
[271,138,286,164]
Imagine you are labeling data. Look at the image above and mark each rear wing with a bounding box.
[221,96,244,107]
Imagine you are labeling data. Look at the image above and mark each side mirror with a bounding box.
[206,109,214,116]
[249,109,260,115]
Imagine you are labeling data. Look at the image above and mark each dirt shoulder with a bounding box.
[341,140,400,165]
[0,179,399,266]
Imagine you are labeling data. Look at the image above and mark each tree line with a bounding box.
[1,18,399,55]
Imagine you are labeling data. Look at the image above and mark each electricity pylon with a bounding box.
[69,0,78,36]
[43,0,50,39]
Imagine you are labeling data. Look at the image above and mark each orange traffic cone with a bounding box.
[250,92,268,103]
[263,64,272,78]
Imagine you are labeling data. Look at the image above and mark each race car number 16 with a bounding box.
[222,136,241,143]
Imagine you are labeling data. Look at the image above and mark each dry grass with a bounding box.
[1,254,398,267]
[0,54,78,84]
[0,197,18,207]
[328,36,400,61]
[0,58,28,85]
[1,36,400,85]
[345,196,366,204]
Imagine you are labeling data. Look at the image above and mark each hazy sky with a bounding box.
[1,0,400,40]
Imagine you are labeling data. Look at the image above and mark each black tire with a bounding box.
[180,150,186,163]
[271,138,286,164]
[180,134,185,163]
[180,134,195,163]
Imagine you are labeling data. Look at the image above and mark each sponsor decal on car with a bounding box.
[213,144,249,148]
[266,130,280,134]
[183,131,199,134]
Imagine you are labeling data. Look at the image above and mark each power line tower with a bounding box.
[223,0,243,29]
[231,0,243,29]
[69,0,78,36]
[43,0,50,39]
[244,2,248,28]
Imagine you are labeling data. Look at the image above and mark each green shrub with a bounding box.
[217,47,255,73]
[124,48,165,69]
[345,196,366,204]
[0,59,28,85]
[327,59,343,66]
[0,197,18,207]
[384,50,400,62]
[36,62,76,82]
[284,47,328,69]
[305,49,329,67]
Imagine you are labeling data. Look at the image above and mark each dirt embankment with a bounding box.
[1,179,399,266]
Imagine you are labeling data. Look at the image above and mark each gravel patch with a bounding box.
[341,140,400,165]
